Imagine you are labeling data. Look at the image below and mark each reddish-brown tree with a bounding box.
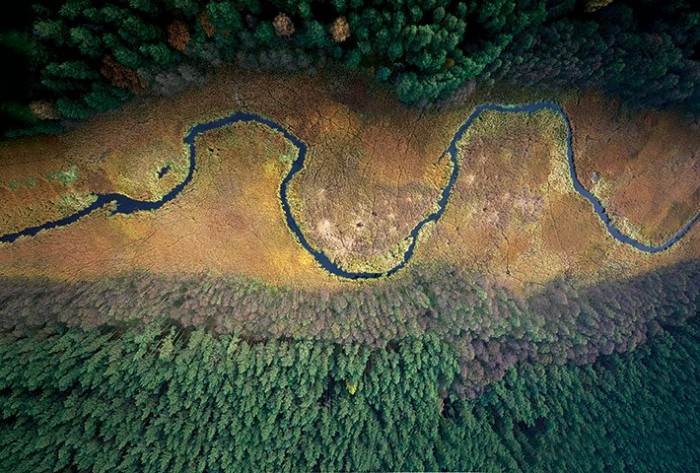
[167,20,191,52]
[100,55,147,94]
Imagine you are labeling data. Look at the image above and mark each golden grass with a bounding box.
[565,92,700,246]
[289,94,455,273]
[0,68,697,294]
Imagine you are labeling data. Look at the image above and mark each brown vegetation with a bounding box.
[100,55,148,94]
[273,13,295,37]
[167,20,191,52]
[566,92,700,247]
[330,17,350,43]
[0,67,697,294]
[198,11,215,38]
[29,101,59,121]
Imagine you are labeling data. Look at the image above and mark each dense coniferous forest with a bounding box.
[1,314,699,471]
[1,0,699,135]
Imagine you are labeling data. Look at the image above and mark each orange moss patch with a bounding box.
[540,193,608,274]
[424,109,573,287]
[0,136,95,233]
[0,122,330,287]
[291,98,453,273]
[566,92,700,246]
[415,106,698,293]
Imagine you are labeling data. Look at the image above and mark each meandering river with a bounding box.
[1,103,697,279]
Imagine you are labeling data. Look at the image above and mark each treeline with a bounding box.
[490,0,700,114]
[2,259,698,397]
[2,0,698,135]
[1,310,698,471]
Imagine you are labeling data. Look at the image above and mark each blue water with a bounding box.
[157,165,171,178]
[1,103,697,279]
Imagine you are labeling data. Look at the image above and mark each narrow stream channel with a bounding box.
[1,103,697,279]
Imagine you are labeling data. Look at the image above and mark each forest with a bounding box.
[2,260,698,397]
[1,0,699,135]
[0,0,699,471]
[1,312,698,471]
